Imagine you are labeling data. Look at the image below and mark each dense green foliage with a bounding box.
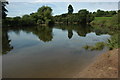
[68,4,74,14]
[54,9,94,24]
[2,1,9,19]
[93,9,117,17]
[3,2,118,27]
[91,13,119,30]
[3,6,54,27]
[107,34,118,50]
[90,12,120,50]
[37,6,54,25]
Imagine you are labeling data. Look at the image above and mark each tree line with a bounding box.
[3,5,54,27]
[2,2,119,27]
[54,5,118,24]
[93,9,117,17]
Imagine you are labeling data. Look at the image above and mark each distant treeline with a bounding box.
[2,2,119,27]
[54,9,119,24]
[93,9,118,17]
[54,9,94,24]
[3,6,54,27]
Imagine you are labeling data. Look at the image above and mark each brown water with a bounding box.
[2,25,110,78]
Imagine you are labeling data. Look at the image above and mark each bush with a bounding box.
[107,34,119,50]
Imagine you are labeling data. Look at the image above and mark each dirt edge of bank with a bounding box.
[74,49,119,78]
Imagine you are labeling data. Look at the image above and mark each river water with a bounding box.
[2,25,110,78]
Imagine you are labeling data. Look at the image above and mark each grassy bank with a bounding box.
[95,17,112,20]
[89,14,119,50]
[91,15,119,30]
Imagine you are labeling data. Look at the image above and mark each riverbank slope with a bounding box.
[75,49,118,78]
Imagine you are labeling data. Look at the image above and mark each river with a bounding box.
[2,24,110,78]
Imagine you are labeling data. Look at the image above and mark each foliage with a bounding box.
[21,15,36,26]
[68,4,74,14]
[91,13,119,30]
[30,12,38,23]
[107,34,119,50]
[54,9,94,24]
[37,6,54,25]
[3,6,54,27]
[91,12,120,50]
[2,1,9,19]
[93,9,117,17]
[78,9,94,23]
[3,3,118,27]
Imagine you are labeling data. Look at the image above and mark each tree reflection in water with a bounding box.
[2,28,13,54]
[32,26,53,42]
[2,24,99,54]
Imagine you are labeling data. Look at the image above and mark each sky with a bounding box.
[7,0,120,2]
[6,1,119,17]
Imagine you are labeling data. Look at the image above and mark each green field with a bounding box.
[91,17,113,26]
[95,17,112,20]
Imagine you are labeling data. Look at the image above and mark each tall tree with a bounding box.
[68,4,74,14]
[2,1,8,19]
[37,6,53,25]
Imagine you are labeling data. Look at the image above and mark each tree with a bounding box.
[37,6,53,25]
[87,13,94,23]
[30,12,38,23]
[2,28,13,54]
[95,9,105,17]
[109,11,117,16]
[21,15,36,26]
[2,1,9,19]
[68,4,74,14]
[78,9,89,23]
[68,30,73,39]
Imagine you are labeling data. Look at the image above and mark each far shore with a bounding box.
[74,48,118,78]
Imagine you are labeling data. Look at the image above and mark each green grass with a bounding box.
[90,15,119,50]
[95,17,112,20]
[91,16,116,29]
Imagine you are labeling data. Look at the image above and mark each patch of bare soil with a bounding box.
[74,49,119,78]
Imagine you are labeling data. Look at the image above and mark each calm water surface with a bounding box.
[2,25,110,78]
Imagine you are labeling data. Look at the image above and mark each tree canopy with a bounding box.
[68,4,74,14]
[93,9,117,17]
[2,2,118,27]
[37,6,54,25]
[2,1,9,19]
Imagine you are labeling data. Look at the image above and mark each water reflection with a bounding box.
[2,24,109,54]
[68,30,73,39]
[54,24,92,37]
[32,26,53,42]
[2,28,13,54]
[3,24,111,78]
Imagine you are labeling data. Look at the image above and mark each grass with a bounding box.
[107,34,119,50]
[95,17,112,20]
[91,15,119,50]
[92,17,112,26]
[91,15,118,30]
[91,17,110,27]
[83,34,119,51]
